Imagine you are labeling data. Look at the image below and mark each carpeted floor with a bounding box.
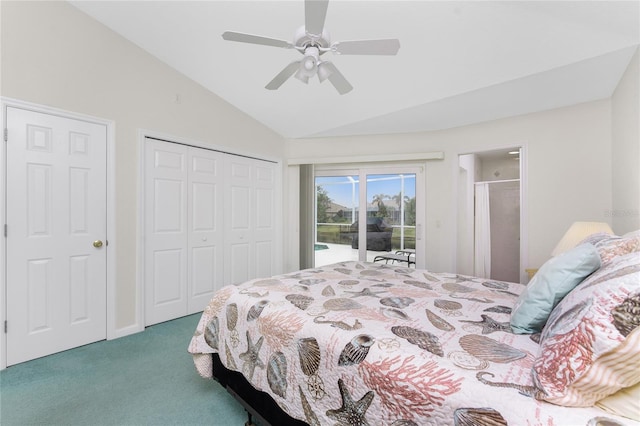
[0,314,247,425]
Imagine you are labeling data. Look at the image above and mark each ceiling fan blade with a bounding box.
[333,39,401,55]
[305,0,329,36]
[321,62,353,95]
[222,31,293,49]
[265,61,301,90]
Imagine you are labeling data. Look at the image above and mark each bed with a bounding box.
[189,233,640,425]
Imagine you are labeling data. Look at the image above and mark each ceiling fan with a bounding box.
[222,0,400,94]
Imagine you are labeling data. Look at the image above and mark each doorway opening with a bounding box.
[457,147,525,283]
[314,165,423,268]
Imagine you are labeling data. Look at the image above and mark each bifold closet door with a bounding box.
[187,147,224,313]
[144,140,223,325]
[225,156,277,285]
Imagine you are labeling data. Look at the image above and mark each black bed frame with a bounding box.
[212,353,308,426]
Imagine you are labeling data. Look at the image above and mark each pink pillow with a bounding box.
[596,235,640,265]
[532,251,640,406]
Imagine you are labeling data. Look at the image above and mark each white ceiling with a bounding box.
[69,1,639,139]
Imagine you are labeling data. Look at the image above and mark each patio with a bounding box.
[314,242,415,268]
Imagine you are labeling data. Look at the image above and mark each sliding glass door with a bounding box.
[314,165,423,268]
[314,174,360,265]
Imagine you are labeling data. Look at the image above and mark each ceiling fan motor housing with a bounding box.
[294,25,331,54]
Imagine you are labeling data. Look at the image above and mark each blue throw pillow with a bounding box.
[510,243,601,334]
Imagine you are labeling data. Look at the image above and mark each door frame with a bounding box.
[0,97,116,370]
[453,143,529,284]
[314,162,426,269]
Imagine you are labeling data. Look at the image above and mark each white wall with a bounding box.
[479,156,520,181]
[612,48,640,234]
[1,1,285,332]
[287,99,614,272]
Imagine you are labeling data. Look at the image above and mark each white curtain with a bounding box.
[474,183,491,278]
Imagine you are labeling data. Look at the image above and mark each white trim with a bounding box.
[0,102,7,370]
[519,143,530,284]
[288,151,444,165]
[0,97,118,369]
[312,163,426,269]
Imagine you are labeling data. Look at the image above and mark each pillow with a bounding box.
[510,243,601,334]
[532,251,640,407]
[596,382,640,421]
[623,229,640,239]
[578,232,615,246]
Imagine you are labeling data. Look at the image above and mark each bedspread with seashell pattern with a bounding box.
[188,261,635,426]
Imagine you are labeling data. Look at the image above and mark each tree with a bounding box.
[316,186,332,223]
[405,197,416,226]
[392,192,409,209]
[371,193,389,218]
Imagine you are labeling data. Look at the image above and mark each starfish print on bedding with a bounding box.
[326,378,375,426]
[460,314,511,334]
[239,330,265,381]
[346,288,385,298]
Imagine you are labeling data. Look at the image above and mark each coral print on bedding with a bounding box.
[189,261,639,426]
[533,250,640,407]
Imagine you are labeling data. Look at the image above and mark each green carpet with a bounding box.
[0,314,247,425]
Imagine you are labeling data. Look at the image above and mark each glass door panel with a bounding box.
[315,175,359,267]
[365,174,416,263]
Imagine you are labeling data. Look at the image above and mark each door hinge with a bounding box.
[4,321,7,334]
[3,128,7,142]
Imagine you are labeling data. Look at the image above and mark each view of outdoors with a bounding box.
[315,173,417,266]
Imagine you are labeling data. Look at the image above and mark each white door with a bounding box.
[6,107,107,366]
[144,140,188,325]
[225,156,277,284]
[187,147,224,313]
[144,139,223,325]
[253,161,277,279]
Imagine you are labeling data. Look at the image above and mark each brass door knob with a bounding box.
[93,240,103,248]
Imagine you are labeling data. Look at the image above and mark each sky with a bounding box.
[316,173,416,208]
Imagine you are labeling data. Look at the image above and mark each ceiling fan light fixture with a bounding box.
[303,56,316,70]
[317,62,333,82]
[295,46,320,83]
[294,67,310,83]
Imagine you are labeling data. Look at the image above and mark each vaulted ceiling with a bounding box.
[70,1,639,139]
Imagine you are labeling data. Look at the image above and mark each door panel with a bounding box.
[225,157,276,284]
[144,141,188,325]
[187,148,223,313]
[365,173,416,255]
[6,107,107,366]
[226,158,253,285]
[254,165,276,278]
[144,141,225,323]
